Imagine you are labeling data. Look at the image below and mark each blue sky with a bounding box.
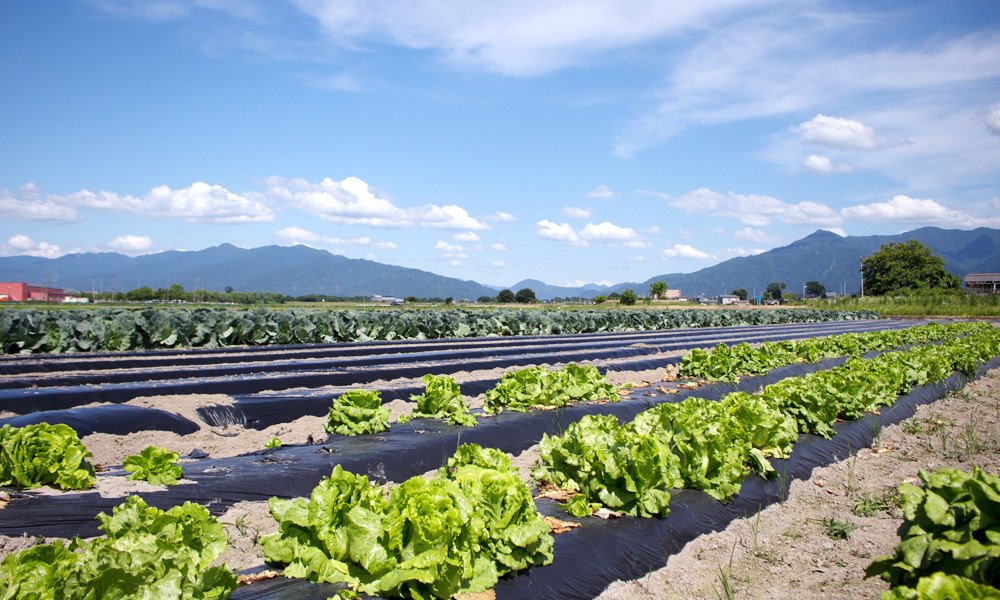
[1,0,999,290]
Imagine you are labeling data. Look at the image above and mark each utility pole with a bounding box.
[860,257,864,297]
[111,274,115,303]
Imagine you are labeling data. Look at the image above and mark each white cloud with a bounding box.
[372,241,398,250]
[841,195,997,227]
[661,244,710,259]
[1,234,63,258]
[668,187,842,228]
[293,1,764,77]
[273,226,381,249]
[0,184,80,222]
[563,279,587,287]
[264,176,490,230]
[579,222,649,248]
[793,114,878,150]
[669,188,725,213]
[265,176,410,227]
[434,240,464,253]
[803,154,853,174]
[63,182,275,223]
[627,255,646,262]
[732,228,780,245]
[484,211,516,223]
[414,204,490,230]
[448,259,463,267]
[613,9,1000,173]
[491,260,506,268]
[722,246,766,258]
[984,108,1000,137]
[587,185,615,200]
[490,242,507,251]
[452,231,481,242]
[561,206,593,219]
[106,234,155,255]
[535,220,585,245]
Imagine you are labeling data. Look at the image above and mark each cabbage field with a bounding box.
[1,316,998,599]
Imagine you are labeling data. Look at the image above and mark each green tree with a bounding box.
[763,282,786,301]
[445,297,453,305]
[592,295,607,304]
[405,296,418,303]
[619,289,637,306]
[126,286,156,302]
[649,281,668,300]
[861,239,961,296]
[731,288,748,301]
[515,288,536,304]
[805,281,826,298]
[608,292,621,300]
[497,289,515,303]
[476,295,492,303]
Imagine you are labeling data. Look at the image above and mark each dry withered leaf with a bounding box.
[661,365,679,382]
[455,590,496,600]
[656,386,679,395]
[813,479,827,487]
[633,381,652,388]
[536,489,577,502]
[593,507,623,519]
[237,570,280,585]
[543,515,581,534]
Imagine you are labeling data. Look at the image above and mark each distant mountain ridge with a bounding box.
[0,227,995,301]
[0,244,498,300]
[629,227,1000,299]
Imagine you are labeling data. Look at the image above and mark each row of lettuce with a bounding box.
[0,306,880,354]
[1,322,998,599]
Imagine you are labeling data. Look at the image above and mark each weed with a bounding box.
[845,444,859,495]
[868,412,884,452]
[222,513,261,545]
[711,565,736,600]
[852,490,901,517]
[807,516,858,540]
[746,506,763,554]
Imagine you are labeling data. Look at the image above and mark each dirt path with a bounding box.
[596,367,1000,600]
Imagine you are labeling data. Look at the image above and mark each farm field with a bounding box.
[1,318,998,599]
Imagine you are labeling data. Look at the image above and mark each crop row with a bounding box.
[0,306,879,354]
[534,325,1000,517]
[680,320,992,382]
[1,322,995,599]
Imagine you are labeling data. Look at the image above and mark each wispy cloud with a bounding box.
[1,184,81,223]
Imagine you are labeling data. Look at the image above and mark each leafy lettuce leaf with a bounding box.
[0,423,95,490]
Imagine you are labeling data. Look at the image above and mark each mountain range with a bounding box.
[0,227,994,301]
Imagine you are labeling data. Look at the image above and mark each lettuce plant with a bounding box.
[881,573,1000,599]
[123,445,183,486]
[534,414,679,517]
[867,467,1000,588]
[484,363,620,414]
[0,495,237,599]
[401,374,477,427]
[325,389,391,436]
[261,445,552,599]
[0,422,95,490]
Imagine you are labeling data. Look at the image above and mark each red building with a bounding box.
[0,282,75,302]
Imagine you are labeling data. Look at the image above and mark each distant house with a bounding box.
[719,294,740,305]
[0,282,76,302]
[662,289,682,300]
[370,294,404,305]
[965,273,1000,295]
